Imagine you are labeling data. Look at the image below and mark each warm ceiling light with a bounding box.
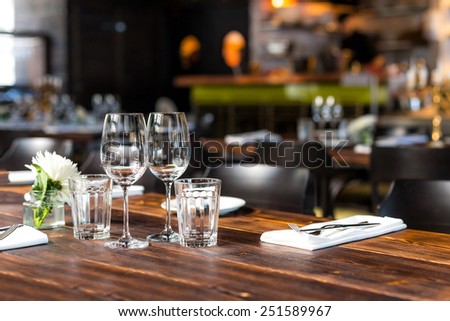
[222,30,246,69]
[271,0,295,9]
[272,0,284,8]
[179,35,201,70]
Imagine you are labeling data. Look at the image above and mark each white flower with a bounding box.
[25,151,80,202]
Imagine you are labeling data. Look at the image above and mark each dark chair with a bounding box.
[78,149,103,174]
[370,144,450,212]
[371,144,450,233]
[203,140,315,215]
[206,163,315,214]
[0,137,74,171]
[378,180,450,234]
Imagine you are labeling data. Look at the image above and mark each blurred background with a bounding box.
[0,0,445,121]
[2,0,450,219]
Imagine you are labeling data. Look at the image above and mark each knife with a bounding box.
[298,222,380,233]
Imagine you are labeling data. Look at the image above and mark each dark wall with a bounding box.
[166,0,249,111]
[68,0,167,113]
[68,0,249,113]
[169,0,249,75]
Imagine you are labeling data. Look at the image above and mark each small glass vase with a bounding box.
[23,190,65,229]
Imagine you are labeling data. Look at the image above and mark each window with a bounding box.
[0,0,15,86]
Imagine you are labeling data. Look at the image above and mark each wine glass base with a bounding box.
[147,232,180,243]
[105,238,149,249]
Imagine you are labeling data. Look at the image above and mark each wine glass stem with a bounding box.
[164,181,173,233]
[122,185,131,240]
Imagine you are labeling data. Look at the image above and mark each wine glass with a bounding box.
[146,112,191,242]
[100,113,149,249]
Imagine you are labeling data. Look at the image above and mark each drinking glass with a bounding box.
[100,113,149,249]
[146,112,191,242]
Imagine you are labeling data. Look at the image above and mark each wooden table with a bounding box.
[0,185,449,300]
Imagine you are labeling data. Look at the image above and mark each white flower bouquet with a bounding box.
[25,151,80,228]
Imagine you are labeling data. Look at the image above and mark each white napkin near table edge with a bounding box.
[8,170,36,184]
[111,185,144,198]
[224,129,282,145]
[43,124,103,134]
[375,134,429,147]
[260,215,407,251]
[0,225,48,251]
[353,144,372,154]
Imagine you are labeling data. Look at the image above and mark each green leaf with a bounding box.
[32,164,49,195]
[29,164,60,228]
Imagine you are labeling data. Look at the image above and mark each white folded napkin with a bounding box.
[8,170,36,184]
[43,123,103,134]
[0,225,48,251]
[224,129,282,145]
[111,185,144,198]
[353,144,371,154]
[260,215,406,251]
[375,134,429,147]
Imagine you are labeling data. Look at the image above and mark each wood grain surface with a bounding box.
[0,186,449,301]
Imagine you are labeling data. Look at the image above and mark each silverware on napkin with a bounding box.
[288,221,380,235]
[0,224,23,240]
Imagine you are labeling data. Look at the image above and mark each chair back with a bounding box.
[198,139,316,214]
[372,144,450,233]
[206,163,315,215]
[371,144,450,181]
[79,149,103,174]
[378,180,450,234]
[370,144,450,211]
[0,137,73,171]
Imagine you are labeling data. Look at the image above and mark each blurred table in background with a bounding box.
[0,121,103,165]
[199,137,371,218]
[376,107,450,138]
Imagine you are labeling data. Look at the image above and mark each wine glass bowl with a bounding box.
[101,113,149,249]
[146,112,191,242]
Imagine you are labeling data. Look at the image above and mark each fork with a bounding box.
[0,224,23,241]
[288,221,380,235]
[288,223,324,235]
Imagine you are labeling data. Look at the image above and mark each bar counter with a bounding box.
[1,185,450,300]
[174,73,387,107]
[174,73,345,87]
[174,73,388,136]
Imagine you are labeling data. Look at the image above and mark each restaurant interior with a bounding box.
[1,0,450,304]
[1,0,450,233]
